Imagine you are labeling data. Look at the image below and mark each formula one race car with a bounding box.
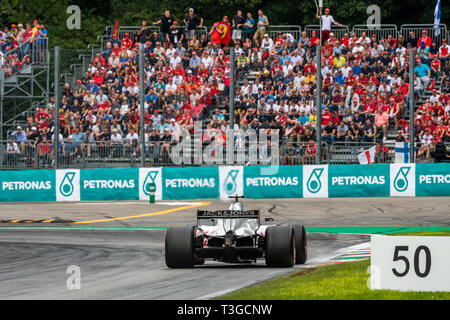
[165,196,307,268]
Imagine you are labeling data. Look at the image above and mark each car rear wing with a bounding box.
[197,210,260,219]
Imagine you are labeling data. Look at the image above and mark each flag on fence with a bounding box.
[395,142,416,163]
[358,146,376,164]
[113,20,119,38]
[434,0,441,36]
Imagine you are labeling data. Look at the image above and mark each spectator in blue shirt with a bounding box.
[85,80,99,94]
[334,70,346,85]
[351,61,362,76]
[244,13,255,41]
[189,51,201,75]
[297,111,310,125]
[298,31,309,46]
[145,88,159,106]
[414,59,431,90]
[71,127,84,148]
[11,126,27,155]
[11,126,27,143]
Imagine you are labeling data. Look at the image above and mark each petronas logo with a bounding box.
[60,172,76,197]
[394,167,410,192]
[223,170,239,195]
[307,168,324,193]
[143,171,158,196]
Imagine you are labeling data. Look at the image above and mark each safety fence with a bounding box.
[95,23,450,52]
[265,25,302,42]
[0,139,313,169]
[1,139,446,170]
[400,24,448,46]
[0,163,448,202]
[351,24,398,42]
[304,25,350,41]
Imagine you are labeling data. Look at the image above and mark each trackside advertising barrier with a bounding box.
[0,164,448,202]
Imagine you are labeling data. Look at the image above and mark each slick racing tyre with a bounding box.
[292,224,307,264]
[265,226,295,267]
[165,227,195,268]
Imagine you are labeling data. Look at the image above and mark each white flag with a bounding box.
[358,146,376,164]
[395,142,416,163]
[434,0,441,36]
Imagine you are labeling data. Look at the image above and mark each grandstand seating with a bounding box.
[1,21,449,169]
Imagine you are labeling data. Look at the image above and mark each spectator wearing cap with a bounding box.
[168,20,183,46]
[439,39,449,62]
[149,31,164,50]
[417,40,430,63]
[315,7,343,45]
[184,8,203,42]
[153,41,165,58]
[30,20,39,42]
[218,16,231,47]
[121,32,132,50]
[261,33,274,51]
[253,9,269,47]
[417,29,432,49]
[3,137,20,166]
[16,23,25,46]
[12,125,28,153]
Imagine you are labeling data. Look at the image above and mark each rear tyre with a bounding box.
[265,226,295,267]
[165,227,195,268]
[293,224,307,264]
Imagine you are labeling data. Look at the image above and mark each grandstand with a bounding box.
[0,17,449,169]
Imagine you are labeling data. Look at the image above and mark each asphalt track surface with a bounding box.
[0,197,448,299]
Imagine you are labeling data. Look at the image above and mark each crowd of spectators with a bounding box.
[0,19,48,78]
[3,8,450,167]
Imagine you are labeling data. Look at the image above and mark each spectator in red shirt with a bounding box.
[321,107,332,127]
[121,33,133,49]
[417,30,432,49]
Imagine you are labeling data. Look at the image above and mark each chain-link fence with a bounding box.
[1,23,448,170]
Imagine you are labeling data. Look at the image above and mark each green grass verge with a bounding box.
[218,231,450,300]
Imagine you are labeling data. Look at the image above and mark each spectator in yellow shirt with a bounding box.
[30,19,40,40]
[305,70,315,85]
[333,53,346,69]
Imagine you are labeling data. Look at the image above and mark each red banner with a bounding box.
[217,21,231,45]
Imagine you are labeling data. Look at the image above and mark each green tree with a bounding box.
[0,0,447,49]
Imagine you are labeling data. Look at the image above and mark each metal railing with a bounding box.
[1,38,49,79]
[116,26,161,42]
[1,138,446,170]
[330,141,379,164]
[95,23,450,51]
[352,24,398,41]
[304,25,350,41]
[400,24,448,45]
[265,25,302,42]
[281,141,329,165]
